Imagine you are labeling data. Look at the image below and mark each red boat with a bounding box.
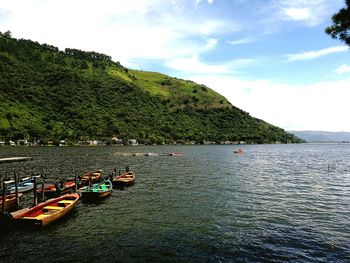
[13,193,79,227]
[0,193,23,210]
[37,181,76,198]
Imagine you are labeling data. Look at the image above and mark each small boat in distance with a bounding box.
[234,149,244,154]
[12,193,79,227]
[160,152,183,156]
[81,179,113,202]
[112,171,135,188]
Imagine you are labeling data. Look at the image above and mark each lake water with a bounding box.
[0,144,349,262]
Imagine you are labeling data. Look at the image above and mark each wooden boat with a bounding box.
[13,193,79,227]
[36,180,76,198]
[0,193,23,210]
[6,179,34,194]
[112,171,135,188]
[78,169,102,187]
[81,180,112,202]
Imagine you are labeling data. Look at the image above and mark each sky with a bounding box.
[1,0,350,132]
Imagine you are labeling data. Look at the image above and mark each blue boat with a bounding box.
[6,179,34,194]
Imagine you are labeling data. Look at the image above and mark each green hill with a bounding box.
[0,32,303,145]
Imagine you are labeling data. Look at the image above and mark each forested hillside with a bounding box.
[0,32,303,145]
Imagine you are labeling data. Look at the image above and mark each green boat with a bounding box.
[81,180,112,202]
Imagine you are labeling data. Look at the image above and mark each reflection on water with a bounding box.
[0,144,350,262]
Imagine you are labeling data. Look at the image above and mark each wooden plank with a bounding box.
[58,200,74,204]
[0,157,33,164]
[43,206,63,210]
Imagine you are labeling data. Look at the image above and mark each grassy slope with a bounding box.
[0,35,303,144]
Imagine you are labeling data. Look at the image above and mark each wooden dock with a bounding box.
[0,157,33,164]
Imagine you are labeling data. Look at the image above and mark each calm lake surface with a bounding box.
[0,144,349,262]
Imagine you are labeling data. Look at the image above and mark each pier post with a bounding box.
[74,174,78,192]
[33,177,38,206]
[2,179,6,212]
[40,176,44,199]
[14,171,19,210]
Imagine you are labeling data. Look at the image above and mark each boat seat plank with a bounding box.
[23,214,50,220]
[43,205,64,210]
[58,200,74,204]
[35,214,50,220]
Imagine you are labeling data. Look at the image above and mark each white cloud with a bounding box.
[189,75,350,132]
[167,55,256,75]
[283,7,310,21]
[0,0,236,67]
[335,64,350,74]
[166,55,228,74]
[196,0,215,4]
[227,37,255,45]
[203,38,218,50]
[287,46,349,61]
[268,0,344,27]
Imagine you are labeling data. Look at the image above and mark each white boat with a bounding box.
[6,179,34,194]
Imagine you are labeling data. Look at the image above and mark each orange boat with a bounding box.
[112,171,135,188]
[37,181,76,198]
[0,193,23,210]
[13,193,79,227]
[79,169,102,186]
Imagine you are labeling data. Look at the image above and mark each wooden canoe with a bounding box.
[13,193,79,227]
[81,180,112,202]
[0,193,23,210]
[112,171,135,188]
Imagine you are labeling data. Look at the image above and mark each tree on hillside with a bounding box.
[325,0,350,45]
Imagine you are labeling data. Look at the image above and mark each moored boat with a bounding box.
[0,193,23,210]
[12,193,79,227]
[81,179,112,202]
[78,169,102,187]
[6,179,34,194]
[36,180,76,198]
[112,171,135,188]
[160,152,183,156]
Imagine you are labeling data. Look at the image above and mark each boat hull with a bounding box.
[0,193,23,210]
[6,180,34,194]
[37,181,76,198]
[13,193,79,227]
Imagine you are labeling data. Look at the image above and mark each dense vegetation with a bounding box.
[0,32,303,145]
[325,0,350,46]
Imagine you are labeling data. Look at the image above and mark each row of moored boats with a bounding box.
[0,162,135,229]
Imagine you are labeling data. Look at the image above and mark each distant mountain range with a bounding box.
[289,131,350,142]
